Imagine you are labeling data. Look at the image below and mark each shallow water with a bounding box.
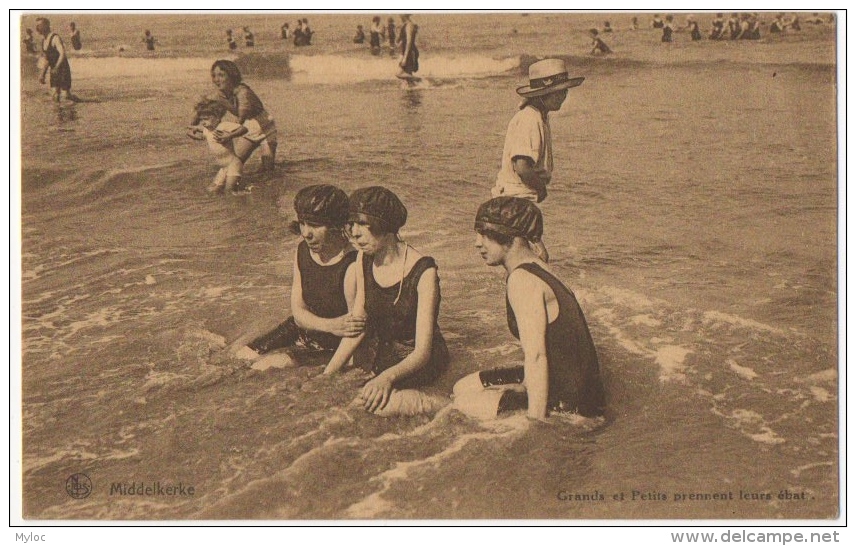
[17,12,839,520]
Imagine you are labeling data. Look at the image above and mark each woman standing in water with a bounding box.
[35,17,73,102]
[324,186,448,417]
[396,14,419,77]
[453,197,605,420]
[195,60,278,172]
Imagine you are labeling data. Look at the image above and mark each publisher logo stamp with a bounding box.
[66,473,92,499]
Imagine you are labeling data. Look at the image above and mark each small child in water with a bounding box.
[186,99,248,194]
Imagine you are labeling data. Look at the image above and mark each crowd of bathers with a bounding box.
[591,12,829,54]
[353,16,398,57]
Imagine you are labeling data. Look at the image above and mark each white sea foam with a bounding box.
[808,386,833,403]
[631,314,662,327]
[655,345,692,383]
[25,446,140,474]
[722,409,786,445]
[72,57,212,81]
[728,359,759,380]
[798,369,837,384]
[702,310,785,335]
[289,53,521,85]
[790,461,835,478]
[344,422,526,518]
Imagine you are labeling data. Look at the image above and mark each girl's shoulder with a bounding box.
[235,83,259,98]
[404,246,430,271]
[507,262,551,292]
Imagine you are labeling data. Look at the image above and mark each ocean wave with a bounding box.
[32,46,836,88]
[56,51,524,84]
[22,161,190,207]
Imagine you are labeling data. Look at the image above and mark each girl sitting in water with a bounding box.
[186,99,247,194]
[233,185,365,367]
[324,186,449,417]
[453,197,605,420]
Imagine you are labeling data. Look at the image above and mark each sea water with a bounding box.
[18,12,839,519]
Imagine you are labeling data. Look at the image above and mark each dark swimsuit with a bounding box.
[710,21,725,39]
[399,24,419,74]
[354,253,448,389]
[248,242,357,354]
[43,33,72,91]
[479,263,605,417]
[70,31,82,51]
[690,22,702,41]
[387,23,396,47]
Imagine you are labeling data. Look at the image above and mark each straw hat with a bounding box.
[516,58,585,97]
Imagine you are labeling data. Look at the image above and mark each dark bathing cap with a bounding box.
[348,186,408,233]
[291,184,349,230]
[474,196,543,243]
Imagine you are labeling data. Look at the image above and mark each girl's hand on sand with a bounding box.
[329,314,366,338]
[361,375,393,413]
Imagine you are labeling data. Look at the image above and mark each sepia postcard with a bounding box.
[12,9,844,529]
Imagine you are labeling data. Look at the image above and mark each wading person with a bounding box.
[194,60,278,172]
[491,58,585,263]
[35,17,73,102]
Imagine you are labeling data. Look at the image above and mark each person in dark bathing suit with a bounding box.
[453,197,605,420]
[35,17,73,102]
[324,186,449,417]
[396,14,419,77]
[661,15,674,42]
[143,30,156,51]
[23,28,37,54]
[68,22,82,51]
[386,17,397,55]
[225,29,237,51]
[369,16,383,54]
[233,185,364,367]
[589,29,612,55]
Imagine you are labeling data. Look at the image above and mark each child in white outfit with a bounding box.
[186,99,248,194]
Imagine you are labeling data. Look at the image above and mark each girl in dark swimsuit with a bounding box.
[396,14,419,76]
[324,186,449,416]
[454,197,605,420]
[234,185,364,367]
[35,18,73,102]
